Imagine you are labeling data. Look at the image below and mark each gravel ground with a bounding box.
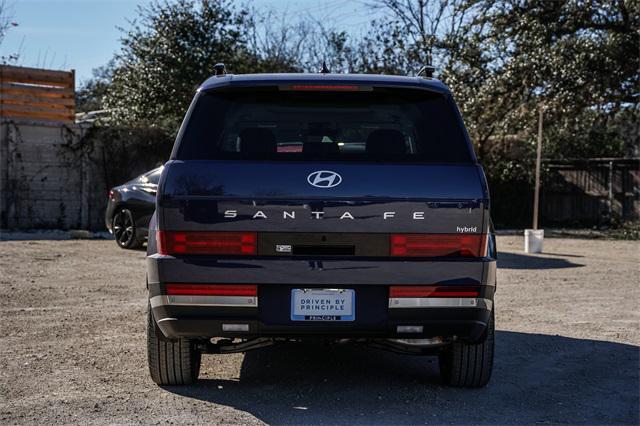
[0,236,638,425]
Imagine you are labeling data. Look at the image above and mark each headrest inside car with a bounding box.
[239,128,277,154]
[366,129,406,155]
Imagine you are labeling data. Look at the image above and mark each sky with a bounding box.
[0,0,377,85]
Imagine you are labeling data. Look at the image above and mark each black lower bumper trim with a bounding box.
[153,312,490,342]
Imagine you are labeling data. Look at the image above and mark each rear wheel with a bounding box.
[112,208,142,249]
[147,307,201,385]
[438,310,494,387]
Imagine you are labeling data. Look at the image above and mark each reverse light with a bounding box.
[157,231,257,255]
[222,324,250,332]
[390,234,487,257]
[166,284,257,296]
[396,325,424,333]
[389,286,480,298]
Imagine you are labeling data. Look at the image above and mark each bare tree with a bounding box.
[0,0,19,63]
[247,8,310,70]
[365,0,483,69]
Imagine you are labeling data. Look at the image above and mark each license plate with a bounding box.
[290,288,355,321]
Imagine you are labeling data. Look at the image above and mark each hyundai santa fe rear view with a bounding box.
[146,68,497,388]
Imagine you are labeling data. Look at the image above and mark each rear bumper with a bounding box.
[147,255,496,342]
[151,304,493,342]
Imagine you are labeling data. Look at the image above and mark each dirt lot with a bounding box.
[0,236,638,425]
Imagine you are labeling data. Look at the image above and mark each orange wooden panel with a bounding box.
[0,66,76,123]
[0,65,74,88]
[1,94,75,108]
[1,109,74,122]
[1,105,74,122]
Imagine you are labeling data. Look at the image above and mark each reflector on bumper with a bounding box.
[150,294,258,307]
[388,285,491,310]
[389,297,492,309]
[151,284,258,307]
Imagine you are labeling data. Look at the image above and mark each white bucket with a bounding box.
[524,229,544,253]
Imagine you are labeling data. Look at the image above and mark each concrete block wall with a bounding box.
[0,119,169,231]
[0,120,95,230]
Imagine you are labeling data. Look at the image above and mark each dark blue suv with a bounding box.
[146,71,497,387]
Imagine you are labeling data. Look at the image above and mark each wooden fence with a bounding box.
[0,65,75,123]
[541,158,640,225]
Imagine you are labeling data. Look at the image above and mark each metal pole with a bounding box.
[0,121,7,229]
[607,160,614,225]
[533,107,543,230]
[81,140,89,229]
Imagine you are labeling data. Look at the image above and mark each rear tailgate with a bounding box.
[159,160,487,238]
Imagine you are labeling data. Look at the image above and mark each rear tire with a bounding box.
[112,208,143,249]
[438,310,494,387]
[147,307,201,385]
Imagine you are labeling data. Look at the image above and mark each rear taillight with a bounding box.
[389,286,480,298]
[390,234,487,257]
[166,284,257,296]
[157,231,257,255]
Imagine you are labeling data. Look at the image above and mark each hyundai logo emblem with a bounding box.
[307,170,342,188]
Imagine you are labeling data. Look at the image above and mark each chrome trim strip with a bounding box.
[149,295,164,309]
[150,295,258,308]
[156,317,177,323]
[388,297,492,310]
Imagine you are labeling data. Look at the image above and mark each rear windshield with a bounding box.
[175,87,472,163]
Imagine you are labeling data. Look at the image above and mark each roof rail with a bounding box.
[416,65,435,78]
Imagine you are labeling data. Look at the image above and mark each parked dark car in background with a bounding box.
[105,167,161,249]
